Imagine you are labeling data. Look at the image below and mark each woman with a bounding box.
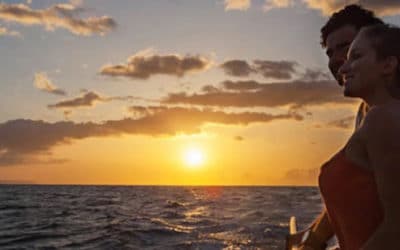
[318,24,400,250]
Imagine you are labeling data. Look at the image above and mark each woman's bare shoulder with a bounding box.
[358,102,400,152]
[361,102,400,133]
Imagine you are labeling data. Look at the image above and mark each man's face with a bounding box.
[325,25,358,85]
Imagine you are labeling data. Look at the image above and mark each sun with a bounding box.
[183,148,205,168]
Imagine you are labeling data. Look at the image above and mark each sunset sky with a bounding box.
[1,0,400,185]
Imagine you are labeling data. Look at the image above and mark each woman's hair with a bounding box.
[361,24,400,88]
[361,24,400,61]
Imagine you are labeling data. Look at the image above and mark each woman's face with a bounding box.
[339,32,385,98]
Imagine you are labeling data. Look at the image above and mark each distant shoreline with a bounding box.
[0,183,317,187]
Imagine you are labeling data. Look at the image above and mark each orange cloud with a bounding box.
[0,3,116,36]
[0,25,20,37]
[304,1,400,16]
[34,72,67,96]
[264,0,294,12]
[325,115,355,130]
[0,106,302,166]
[224,0,251,11]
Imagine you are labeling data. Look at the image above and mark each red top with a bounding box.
[319,148,383,250]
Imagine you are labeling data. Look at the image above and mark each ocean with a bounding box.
[0,185,325,249]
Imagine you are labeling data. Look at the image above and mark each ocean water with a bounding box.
[0,185,325,249]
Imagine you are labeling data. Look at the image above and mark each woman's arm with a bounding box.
[360,107,400,250]
[286,209,334,250]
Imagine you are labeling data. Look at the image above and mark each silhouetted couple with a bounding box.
[286,5,400,250]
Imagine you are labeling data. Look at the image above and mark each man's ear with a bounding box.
[382,56,399,75]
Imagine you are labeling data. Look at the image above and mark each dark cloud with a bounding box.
[48,91,148,111]
[108,95,146,102]
[0,106,302,166]
[163,79,355,108]
[221,80,263,91]
[220,59,298,79]
[253,60,298,79]
[100,50,212,80]
[48,91,104,109]
[0,3,116,36]
[220,60,254,77]
[201,85,221,93]
[300,68,331,81]
[200,80,263,93]
[234,135,244,141]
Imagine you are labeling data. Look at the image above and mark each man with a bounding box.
[285,5,383,250]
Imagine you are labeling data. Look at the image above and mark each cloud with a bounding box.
[0,179,35,184]
[0,25,20,37]
[107,95,148,102]
[326,115,355,129]
[126,106,303,125]
[222,0,400,16]
[253,60,298,79]
[201,85,222,93]
[163,79,355,108]
[221,80,263,91]
[34,72,67,96]
[48,91,104,109]
[70,0,83,6]
[224,0,251,11]
[264,0,294,12]
[234,135,244,141]
[303,0,400,16]
[100,50,212,80]
[0,3,116,36]
[220,60,254,77]
[300,68,331,81]
[0,151,68,166]
[63,110,72,120]
[221,59,298,79]
[0,107,302,166]
[48,90,148,111]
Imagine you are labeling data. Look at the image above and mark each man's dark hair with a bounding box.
[320,4,383,47]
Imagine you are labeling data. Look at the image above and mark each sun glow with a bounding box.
[183,148,205,168]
